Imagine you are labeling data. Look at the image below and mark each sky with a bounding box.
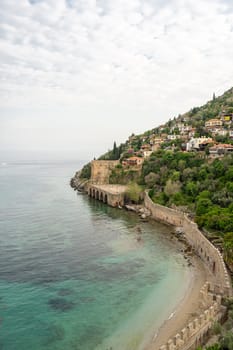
[1,0,233,160]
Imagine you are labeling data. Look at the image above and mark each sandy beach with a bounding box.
[144,254,211,350]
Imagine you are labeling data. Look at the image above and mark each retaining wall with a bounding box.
[144,192,232,297]
[144,192,232,350]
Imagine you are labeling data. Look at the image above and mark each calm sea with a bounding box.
[0,161,189,350]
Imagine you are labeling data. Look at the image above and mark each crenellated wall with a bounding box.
[158,283,224,350]
[144,192,232,297]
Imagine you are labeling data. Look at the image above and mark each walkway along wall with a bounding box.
[144,192,232,297]
[87,184,126,207]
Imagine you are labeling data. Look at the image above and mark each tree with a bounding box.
[219,331,233,349]
[126,182,142,203]
[185,181,199,197]
[164,179,181,196]
[144,172,159,188]
[196,198,212,216]
[80,162,91,179]
[206,346,220,350]
[112,141,118,160]
[223,232,233,265]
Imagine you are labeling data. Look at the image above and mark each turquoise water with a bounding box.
[0,161,189,350]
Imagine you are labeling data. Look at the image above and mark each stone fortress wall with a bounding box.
[144,192,232,350]
[88,160,125,207]
[159,282,224,350]
[90,160,119,184]
[144,192,231,297]
[87,184,126,207]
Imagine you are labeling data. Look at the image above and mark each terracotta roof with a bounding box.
[128,156,143,160]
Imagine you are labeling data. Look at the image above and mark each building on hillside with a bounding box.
[122,156,144,167]
[152,143,161,152]
[143,150,153,158]
[140,144,151,151]
[188,128,196,138]
[167,134,180,140]
[221,113,233,123]
[150,137,163,145]
[125,148,135,156]
[186,137,213,151]
[171,123,184,132]
[205,119,223,129]
[199,137,214,150]
[209,144,233,158]
[214,129,228,137]
[180,125,191,134]
[229,130,233,138]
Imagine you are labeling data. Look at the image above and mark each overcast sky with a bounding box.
[1,0,233,160]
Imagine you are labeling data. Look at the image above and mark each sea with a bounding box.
[0,160,190,350]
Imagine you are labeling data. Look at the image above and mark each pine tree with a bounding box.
[113,141,117,159]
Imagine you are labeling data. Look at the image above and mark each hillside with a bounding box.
[78,87,233,270]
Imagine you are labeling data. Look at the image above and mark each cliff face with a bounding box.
[70,171,88,192]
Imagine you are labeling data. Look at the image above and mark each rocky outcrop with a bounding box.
[125,204,151,220]
[70,171,89,192]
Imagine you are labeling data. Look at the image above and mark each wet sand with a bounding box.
[144,255,210,350]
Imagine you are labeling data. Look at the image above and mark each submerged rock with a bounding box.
[48,298,75,312]
[57,288,73,296]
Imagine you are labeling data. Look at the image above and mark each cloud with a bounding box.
[0,0,233,156]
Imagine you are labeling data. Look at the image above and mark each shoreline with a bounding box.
[71,183,229,348]
[144,254,210,350]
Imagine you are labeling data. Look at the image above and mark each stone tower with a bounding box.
[90,160,119,184]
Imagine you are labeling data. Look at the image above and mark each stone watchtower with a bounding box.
[90,160,119,185]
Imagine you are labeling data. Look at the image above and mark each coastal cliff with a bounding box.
[70,171,89,192]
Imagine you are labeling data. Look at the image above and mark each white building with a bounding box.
[186,137,213,151]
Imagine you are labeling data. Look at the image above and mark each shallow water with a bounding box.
[0,161,189,350]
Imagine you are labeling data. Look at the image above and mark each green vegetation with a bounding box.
[125,182,143,203]
[98,141,126,160]
[141,150,233,267]
[197,346,220,350]
[80,162,91,179]
[109,164,140,185]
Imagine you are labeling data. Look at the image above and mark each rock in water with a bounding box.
[48,298,75,312]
